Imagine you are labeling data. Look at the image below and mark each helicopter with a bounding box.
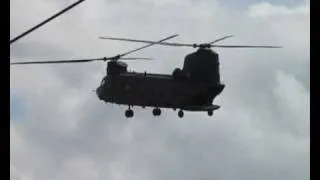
[10,34,281,118]
[96,35,282,118]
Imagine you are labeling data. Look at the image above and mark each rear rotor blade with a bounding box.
[211,45,282,48]
[209,35,234,44]
[119,34,179,57]
[100,36,282,49]
[100,36,194,47]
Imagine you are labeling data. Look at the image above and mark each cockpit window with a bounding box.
[100,78,105,85]
[101,76,111,87]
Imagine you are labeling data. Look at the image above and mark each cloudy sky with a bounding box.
[10,0,310,179]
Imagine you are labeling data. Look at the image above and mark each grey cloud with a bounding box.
[10,41,72,58]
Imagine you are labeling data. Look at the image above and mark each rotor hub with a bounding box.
[198,44,211,49]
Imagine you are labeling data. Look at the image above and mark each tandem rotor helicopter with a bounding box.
[11,34,282,118]
[10,0,282,118]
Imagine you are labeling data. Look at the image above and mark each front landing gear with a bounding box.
[178,110,184,118]
[152,108,161,116]
[125,106,134,118]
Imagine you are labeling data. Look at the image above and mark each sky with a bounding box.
[10,0,310,180]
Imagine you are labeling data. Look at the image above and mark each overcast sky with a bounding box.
[10,0,309,180]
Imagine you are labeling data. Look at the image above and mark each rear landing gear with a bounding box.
[125,106,134,118]
[178,110,184,118]
[208,110,213,116]
[153,108,161,116]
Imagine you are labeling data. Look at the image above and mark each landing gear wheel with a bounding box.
[178,110,184,118]
[125,109,134,118]
[172,68,182,80]
[208,110,213,116]
[153,108,161,116]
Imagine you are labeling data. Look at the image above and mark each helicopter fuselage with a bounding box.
[96,48,226,117]
[96,71,224,111]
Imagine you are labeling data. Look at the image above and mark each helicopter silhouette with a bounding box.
[96,35,281,118]
[11,34,281,118]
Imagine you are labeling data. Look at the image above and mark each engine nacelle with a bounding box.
[172,68,188,80]
[107,61,128,75]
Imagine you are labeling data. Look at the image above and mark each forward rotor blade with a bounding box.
[119,34,179,57]
[10,58,104,65]
[211,45,282,48]
[10,57,153,65]
[100,36,193,47]
[119,57,153,60]
[209,35,234,44]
